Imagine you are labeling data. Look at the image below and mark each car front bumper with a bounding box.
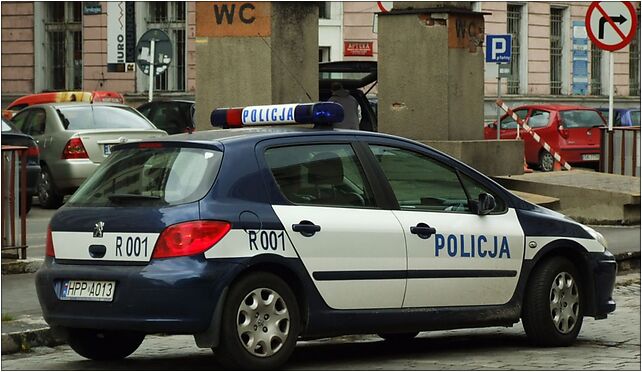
[587,250,617,319]
[35,256,241,334]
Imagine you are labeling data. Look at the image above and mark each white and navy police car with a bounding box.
[36,102,616,369]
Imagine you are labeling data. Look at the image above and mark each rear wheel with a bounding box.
[378,332,419,342]
[539,151,555,172]
[522,257,583,346]
[215,272,300,369]
[38,167,63,209]
[67,329,145,360]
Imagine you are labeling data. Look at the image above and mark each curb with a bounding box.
[1,326,65,355]
[1,258,43,275]
[615,251,640,273]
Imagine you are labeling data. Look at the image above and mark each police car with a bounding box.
[36,102,616,369]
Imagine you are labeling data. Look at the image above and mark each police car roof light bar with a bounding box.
[210,102,344,129]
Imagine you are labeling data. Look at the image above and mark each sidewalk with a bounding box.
[1,258,640,355]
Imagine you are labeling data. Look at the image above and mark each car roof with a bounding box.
[514,104,598,111]
[319,61,377,90]
[25,102,132,110]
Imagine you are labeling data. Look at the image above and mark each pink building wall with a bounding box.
[1,2,34,94]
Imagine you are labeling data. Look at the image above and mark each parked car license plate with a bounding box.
[582,154,600,161]
[103,144,114,156]
[61,280,115,302]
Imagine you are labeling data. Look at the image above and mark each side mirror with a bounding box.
[476,193,496,216]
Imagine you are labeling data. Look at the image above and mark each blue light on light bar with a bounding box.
[211,102,344,128]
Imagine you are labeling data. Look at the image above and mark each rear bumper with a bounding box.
[558,145,600,163]
[587,251,617,319]
[35,256,241,334]
[47,159,98,193]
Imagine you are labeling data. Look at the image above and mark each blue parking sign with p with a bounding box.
[485,35,512,63]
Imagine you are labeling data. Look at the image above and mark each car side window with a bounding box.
[138,104,152,117]
[10,110,30,132]
[528,110,550,128]
[458,172,507,213]
[500,109,528,129]
[265,144,376,208]
[26,109,47,135]
[369,145,471,213]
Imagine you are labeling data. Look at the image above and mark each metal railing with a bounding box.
[600,127,641,177]
[1,146,28,259]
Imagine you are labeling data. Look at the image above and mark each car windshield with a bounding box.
[68,146,222,207]
[56,106,155,130]
[631,111,640,126]
[560,110,605,128]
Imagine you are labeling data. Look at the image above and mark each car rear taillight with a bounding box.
[26,145,39,158]
[62,138,89,159]
[558,125,569,139]
[152,221,231,259]
[45,225,55,257]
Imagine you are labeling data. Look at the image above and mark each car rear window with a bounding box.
[67,146,222,207]
[560,110,605,128]
[56,106,155,130]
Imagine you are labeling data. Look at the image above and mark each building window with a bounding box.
[319,47,331,62]
[550,8,564,95]
[630,16,640,96]
[146,2,186,91]
[591,43,602,95]
[319,2,331,19]
[507,4,522,95]
[44,2,82,90]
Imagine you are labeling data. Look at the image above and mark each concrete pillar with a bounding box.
[378,6,485,141]
[194,2,318,131]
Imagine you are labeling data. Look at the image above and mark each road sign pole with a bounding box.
[148,39,155,103]
[497,63,501,141]
[608,50,614,131]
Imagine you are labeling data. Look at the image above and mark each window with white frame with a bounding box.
[44,2,82,90]
[319,47,331,62]
[146,2,186,92]
[318,2,331,19]
[550,7,564,95]
[507,4,522,95]
[590,42,603,95]
[630,15,640,96]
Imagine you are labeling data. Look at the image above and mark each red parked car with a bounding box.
[484,105,606,171]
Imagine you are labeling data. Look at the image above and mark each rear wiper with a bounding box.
[107,194,162,203]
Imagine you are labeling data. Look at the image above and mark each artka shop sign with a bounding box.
[343,41,373,57]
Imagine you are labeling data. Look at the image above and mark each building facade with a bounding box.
[1,1,640,108]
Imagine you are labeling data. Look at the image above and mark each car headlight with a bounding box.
[582,225,608,249]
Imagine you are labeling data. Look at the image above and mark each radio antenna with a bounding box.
[257,32,313,102]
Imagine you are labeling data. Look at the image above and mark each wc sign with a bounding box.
[485,34,512,63]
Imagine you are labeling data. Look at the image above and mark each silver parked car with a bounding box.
[10,103,167,208]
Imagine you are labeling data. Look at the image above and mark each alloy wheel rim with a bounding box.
[236,287,290,358]
[549,272,580,334]
[542,153,554,171]
[38,172,50,202]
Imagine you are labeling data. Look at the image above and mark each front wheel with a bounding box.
[539,151,555,172]
[67,329,145,360]
[522,257,583,346]
[215,272,300,369]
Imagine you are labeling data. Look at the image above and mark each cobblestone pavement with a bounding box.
[2,283,639,370]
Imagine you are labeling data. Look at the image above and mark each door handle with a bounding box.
[292,220,321,237]
[410,223,436,239]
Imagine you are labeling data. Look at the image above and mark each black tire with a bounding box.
[38,166,63,209]
[215,272,300,369]
[539,151,555,172]
[378,332,419,342]
[67,328,145,360]
[522,256,583,346]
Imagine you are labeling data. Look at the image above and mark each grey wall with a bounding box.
[424,140,524,176]
[195,3,318,131]
[378,11,484,141]
[378,13,449,140]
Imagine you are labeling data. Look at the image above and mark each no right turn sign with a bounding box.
[586,1,638,51]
